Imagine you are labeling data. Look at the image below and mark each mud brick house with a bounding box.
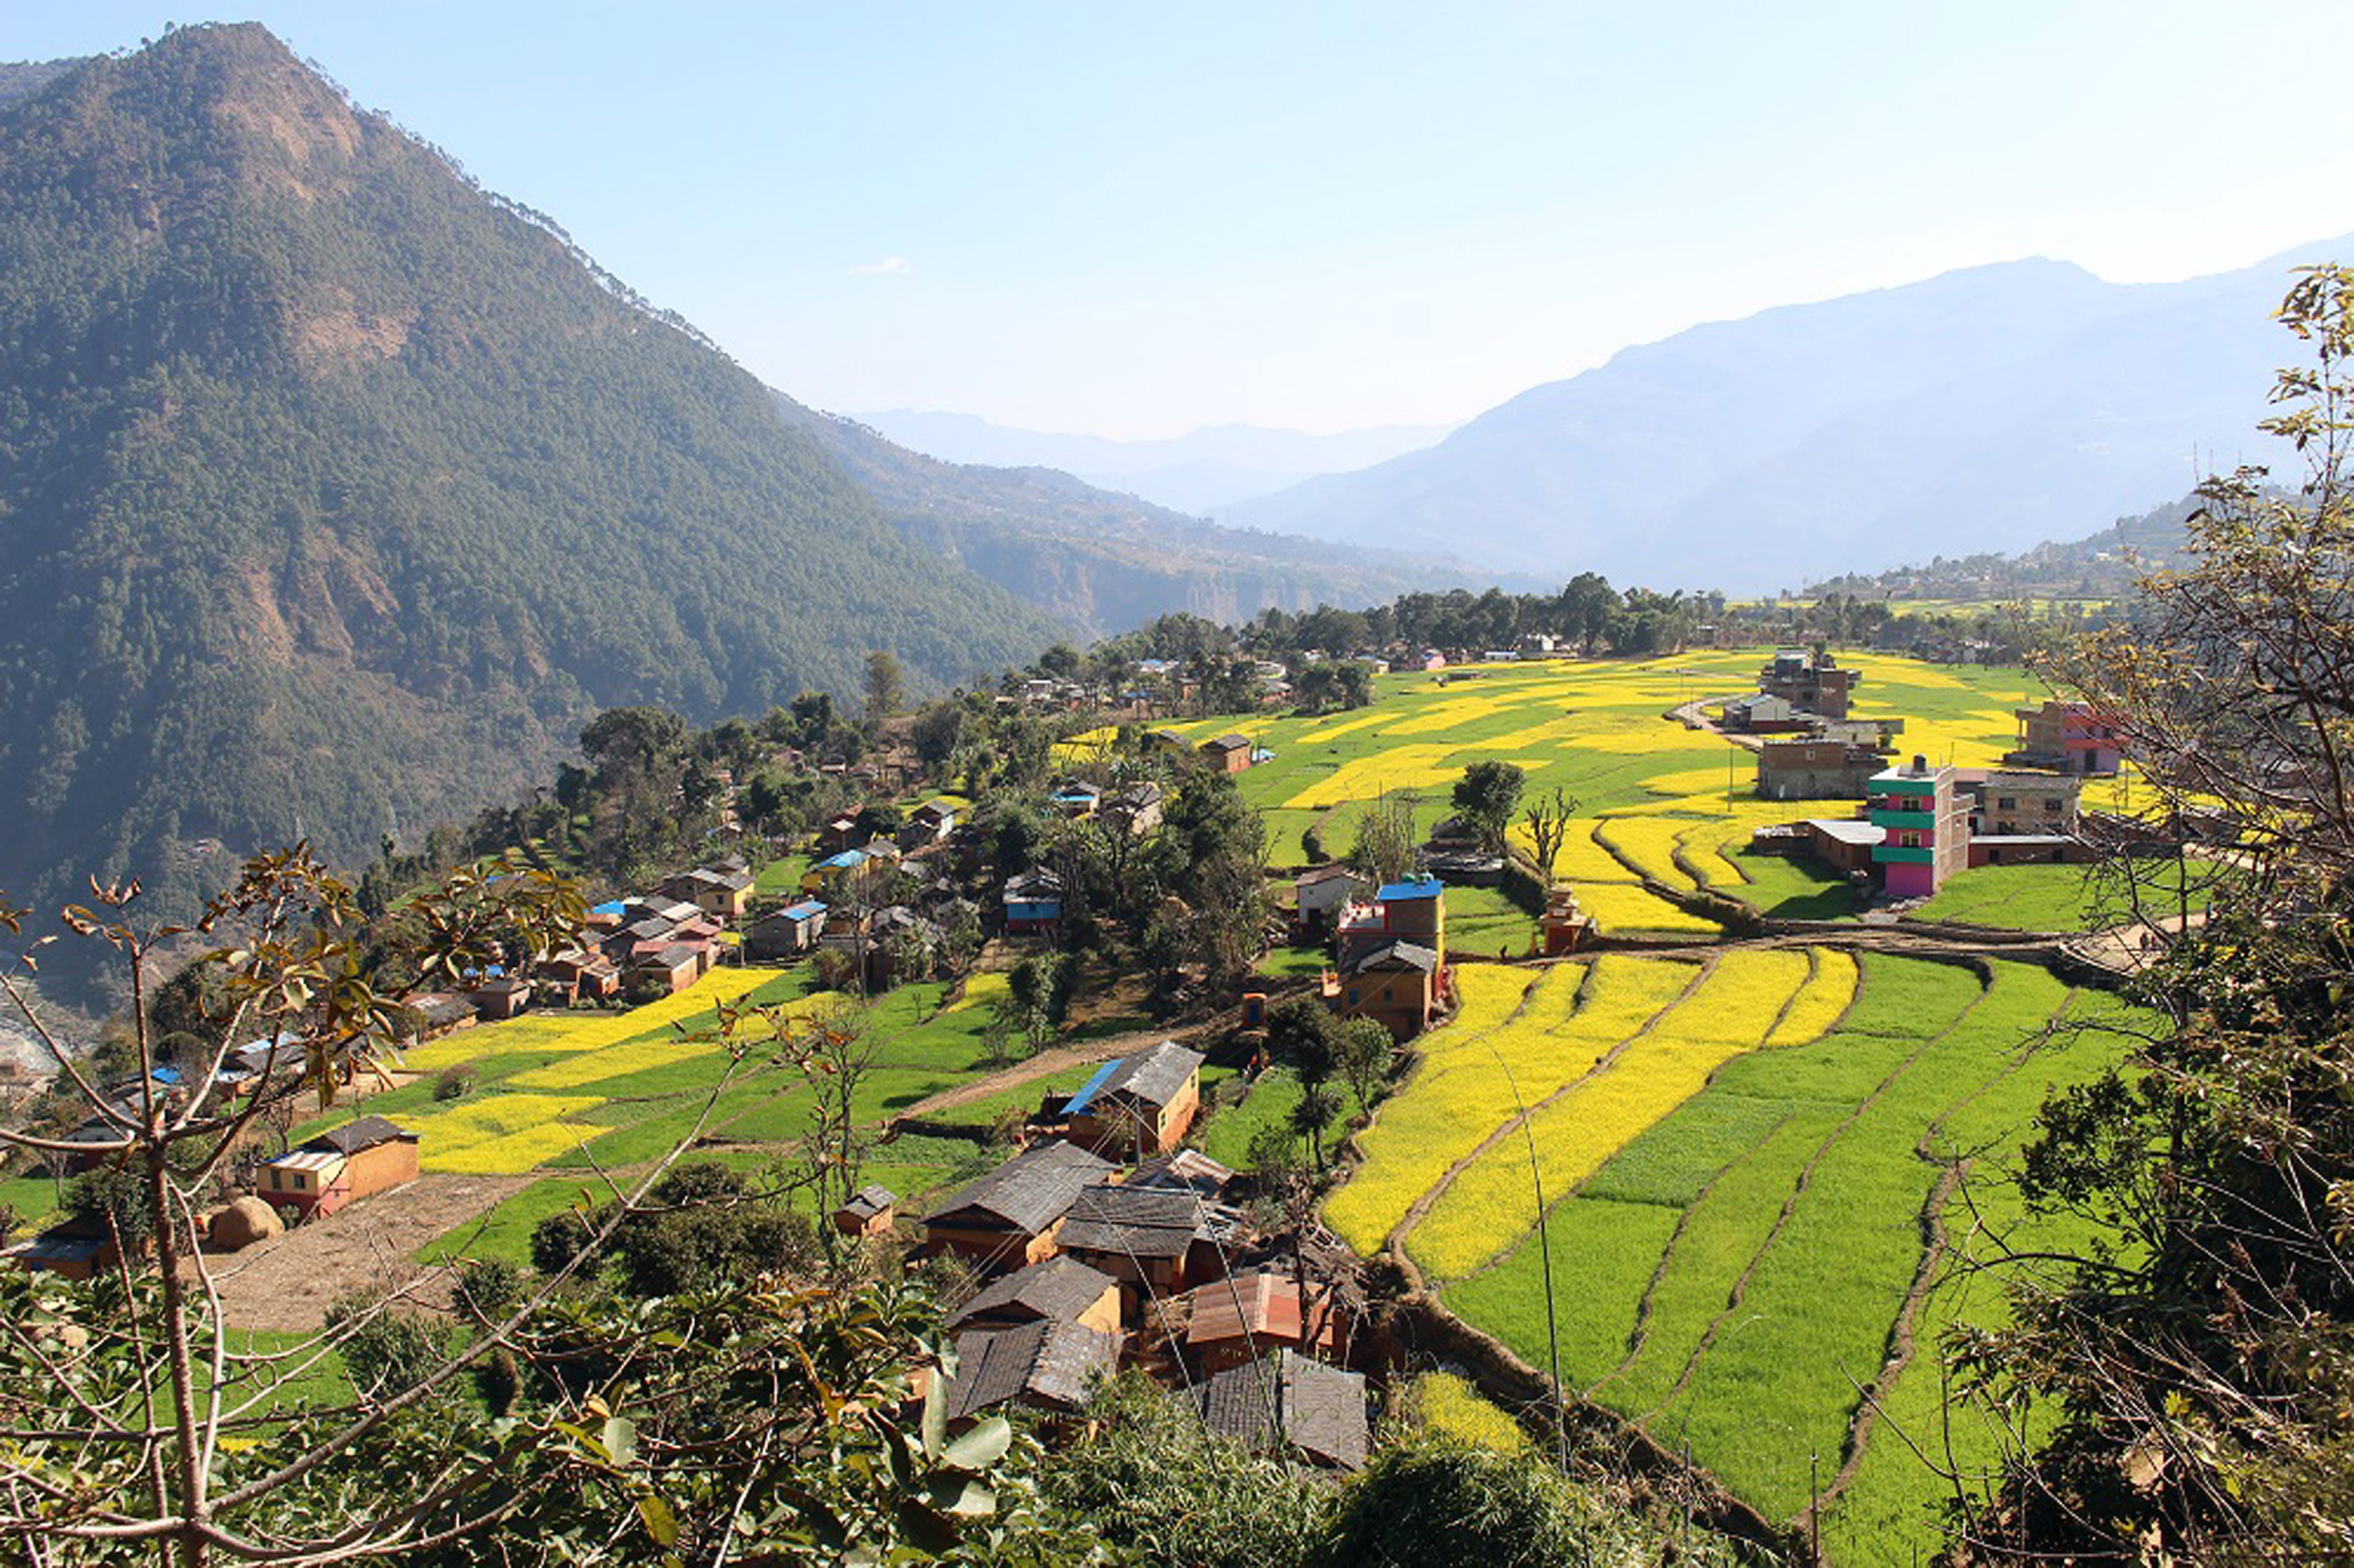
[257,1115,420,1225]
[1055,1181,1243,1299]
[1061,1040,1205,1157]
[922,1140,1116,1275]
[945,1255,1124,1335]
[936,1319,1120,1425]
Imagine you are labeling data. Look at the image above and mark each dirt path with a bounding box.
[894,1024,1182,1120]
[200,1173,535,1332]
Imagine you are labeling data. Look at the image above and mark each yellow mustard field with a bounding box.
[1324,956,1697,1254]
[399,967,788,1071]
[1410,949,1817,1278]
[1765,949,1860,1044]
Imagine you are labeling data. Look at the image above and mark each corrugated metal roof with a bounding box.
[267,1147,345,1173]
[1375,877,1444,902]
[1056,1059,1125,1119]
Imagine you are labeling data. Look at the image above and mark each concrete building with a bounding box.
[2006,700,2122,776]
[1759,648,1860,720]
[1868,756,1971,897]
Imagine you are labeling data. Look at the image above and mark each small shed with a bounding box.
[831,1184,897,1237]
[1184,1270,1348,1375]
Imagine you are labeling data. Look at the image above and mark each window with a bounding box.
[2044,797,2062,811]
[1997,796,2016,811]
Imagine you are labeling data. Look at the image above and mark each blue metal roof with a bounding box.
[1059,1058,1124,1118]
[592,900,627,916]
[782,900,827,919]
[816,849,865,870]
[1377,877,1444,902]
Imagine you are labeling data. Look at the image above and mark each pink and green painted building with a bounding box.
[1868,756,1970,898]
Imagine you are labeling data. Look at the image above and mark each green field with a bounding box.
[1330,945,2138,1565]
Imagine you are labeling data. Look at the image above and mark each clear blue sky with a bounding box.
[15,3,2354,437]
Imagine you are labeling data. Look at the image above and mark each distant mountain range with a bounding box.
[0,24,1469,966]
[849,409,1453,514]
[1220,249,2330,591]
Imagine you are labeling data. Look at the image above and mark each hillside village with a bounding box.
[2,602,2221,1562]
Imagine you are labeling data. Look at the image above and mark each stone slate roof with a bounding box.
[1058,1183,1217,1262]
[837,1184,896,1221]
[947,1255,1118,1330]
[926,1140,1113,1238]
[1344,940,1438,976]
[1194,1349,1369,1470]
[310,1115,416,1156]
[941,1320,1120,1421]
[1093,1040,1204,1113]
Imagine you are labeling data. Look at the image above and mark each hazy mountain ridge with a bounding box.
[851,408,1452,513]
[1222,251,2329,589]
[782,401,1484,635]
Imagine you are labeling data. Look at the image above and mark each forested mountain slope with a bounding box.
[0,24,1066,948]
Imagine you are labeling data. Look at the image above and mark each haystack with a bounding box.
[209,1195,282,1251]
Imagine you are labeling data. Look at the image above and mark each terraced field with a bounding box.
[1156,649,2081,947]
[1332,948,2134,1564]
[279,967,1059,1267]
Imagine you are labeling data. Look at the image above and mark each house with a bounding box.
[1145,727,1189,754]
[922,1140,1117,1275]
[661,865,755,922]
[1293,866,1370,936]
[258,1116,421,1225]
[2006,700,2122,776]
[1721,693,1810,733]
[1332,941,1443,1040]
[1793,816,1885,876]
[468,973,532,1022]
[1100,781,1165,837]
[1758,648,1860,719]
[1960,770,2082,837]
[899,801,957,848]
[1055,1181,1243,1298]
[744,900,829,960]
[1201,734,1254,774]
[1062,1040,1206,1157]
[1183,1270,1347,1375]
[1193,1348,1370,1470]
[1003,868,1065,936]
[1335,875,1447,971]
[1049,781,1102,818]
[1518,632,1560,658]
[802,848,869,896]
[937,1319,1121,1424]
[539,949,621,1004]
[1126,1148,1237,1200]
[405,992,478,1037]
[4,1227,119,1282]
[627,943,707,997]
[946,1255,1124,1335]
[831,1184,897,1238]
[1868,756,1971,897]
[1755,735,1892,801]
[821,813,865,853]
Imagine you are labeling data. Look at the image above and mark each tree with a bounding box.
[1333,1017,1399,1119]
[1290,1080,1343,1172]
[1519,785,1580,888]
[863,648,905,725]
[1960,267,2354,1559]
[1451,760,1525,855]
[1348,791,1419,888]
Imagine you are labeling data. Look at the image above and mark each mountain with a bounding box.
[849,409,1452,514]
[781,401,1483,636]
[0,24,1076,951]
[1222,251,2329,591]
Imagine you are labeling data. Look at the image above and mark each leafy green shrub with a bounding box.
[432,1064,477,1101]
